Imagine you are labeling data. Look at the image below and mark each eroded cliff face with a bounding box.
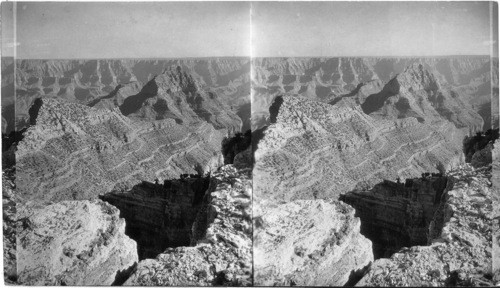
[252,57,495,130]
[253,95,465,202]
[357,164,493,286]
[124,165,252,286]
[100,176,210,260]
[1,57,251,133]
[340,175,448,259]
[13,67,242,202]
[14,98,224,202]
[253,198,373,286]
[16,200,138,286]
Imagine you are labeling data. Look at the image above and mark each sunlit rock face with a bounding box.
[253,198,373,286]
[253,95,465,202]
[16,200,138,286]
[252,56,495,130]
[1,57,251,134]
[14,68,242,202]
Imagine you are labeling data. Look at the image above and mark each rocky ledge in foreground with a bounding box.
[253,198,373,286]
[16,200,138,285]
[124,164,252,286]
[357,164,493,287]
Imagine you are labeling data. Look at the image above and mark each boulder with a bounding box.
[254,198,373,286]
[17,200,138,285]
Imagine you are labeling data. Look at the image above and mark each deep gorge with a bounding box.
[100,176,210,260]
[340,174,448,259]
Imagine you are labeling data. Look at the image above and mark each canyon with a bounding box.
[252,58,498,286]
[1,57,251,134]
[252,57,498,131]
[2,55,498,286]
[3,60,253,285]
[11,65,244,202]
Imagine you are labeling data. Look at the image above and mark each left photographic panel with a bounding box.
[1,1,252,285]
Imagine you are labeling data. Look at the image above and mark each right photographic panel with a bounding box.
[251,1,499,286]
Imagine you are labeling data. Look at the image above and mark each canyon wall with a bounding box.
[252,56,496,130]
[358,164,493,286]
[100,177,210,260]
[1,57,251,133]
[14,72,239,202]
[124,165,252,286]
[340,175,448,259]
[253,95,465,202]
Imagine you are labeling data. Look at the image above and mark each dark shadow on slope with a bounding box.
[119,78,159,116]
[340,174,447,260]
[111,262,137,286]
[463,128,499,162]
[269,95,284,123]
[88,84,122,107]
[100,175,210,261]
[361,79,400,115]
[329,83,363,105]
[221,130,252,165]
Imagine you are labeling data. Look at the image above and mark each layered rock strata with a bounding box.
[340,175,448,259]
[16,200,138,285]
[357,164,493,286]
[14,94,235,202]
[254,95,465,201]
[1,57,251,133]
[100,176,210,260]
[124,165,252,286]
[252,56,495,130]
[253,198,373,286]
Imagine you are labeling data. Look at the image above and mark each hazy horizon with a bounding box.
[1,1,498,59]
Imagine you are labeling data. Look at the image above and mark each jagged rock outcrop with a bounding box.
[14,96,233,202]
[124,165,252,286]
[493,143,500,284]
[252,57,494,130]
[2,57,251,133]
[254,95,465,201]
[340,175,448,259]
[463,128,499,167]
[16,200,138,285]
[3,170,18,283]
[357,164,493,286]
[253,198,373,286]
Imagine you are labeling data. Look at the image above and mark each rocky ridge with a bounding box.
[357,164,494,287]
[13,66,242,202]
[253,198,373,286]
[14,98,228,202]
[124,164,252,286]
[16,200,138,285]
[252,57,495,130]
[254,95,465,201]
[2,57,251,133]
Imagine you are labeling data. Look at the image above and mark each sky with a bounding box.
[253,1,498,57]
[1,1,498,58]
[1,1,251,58]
